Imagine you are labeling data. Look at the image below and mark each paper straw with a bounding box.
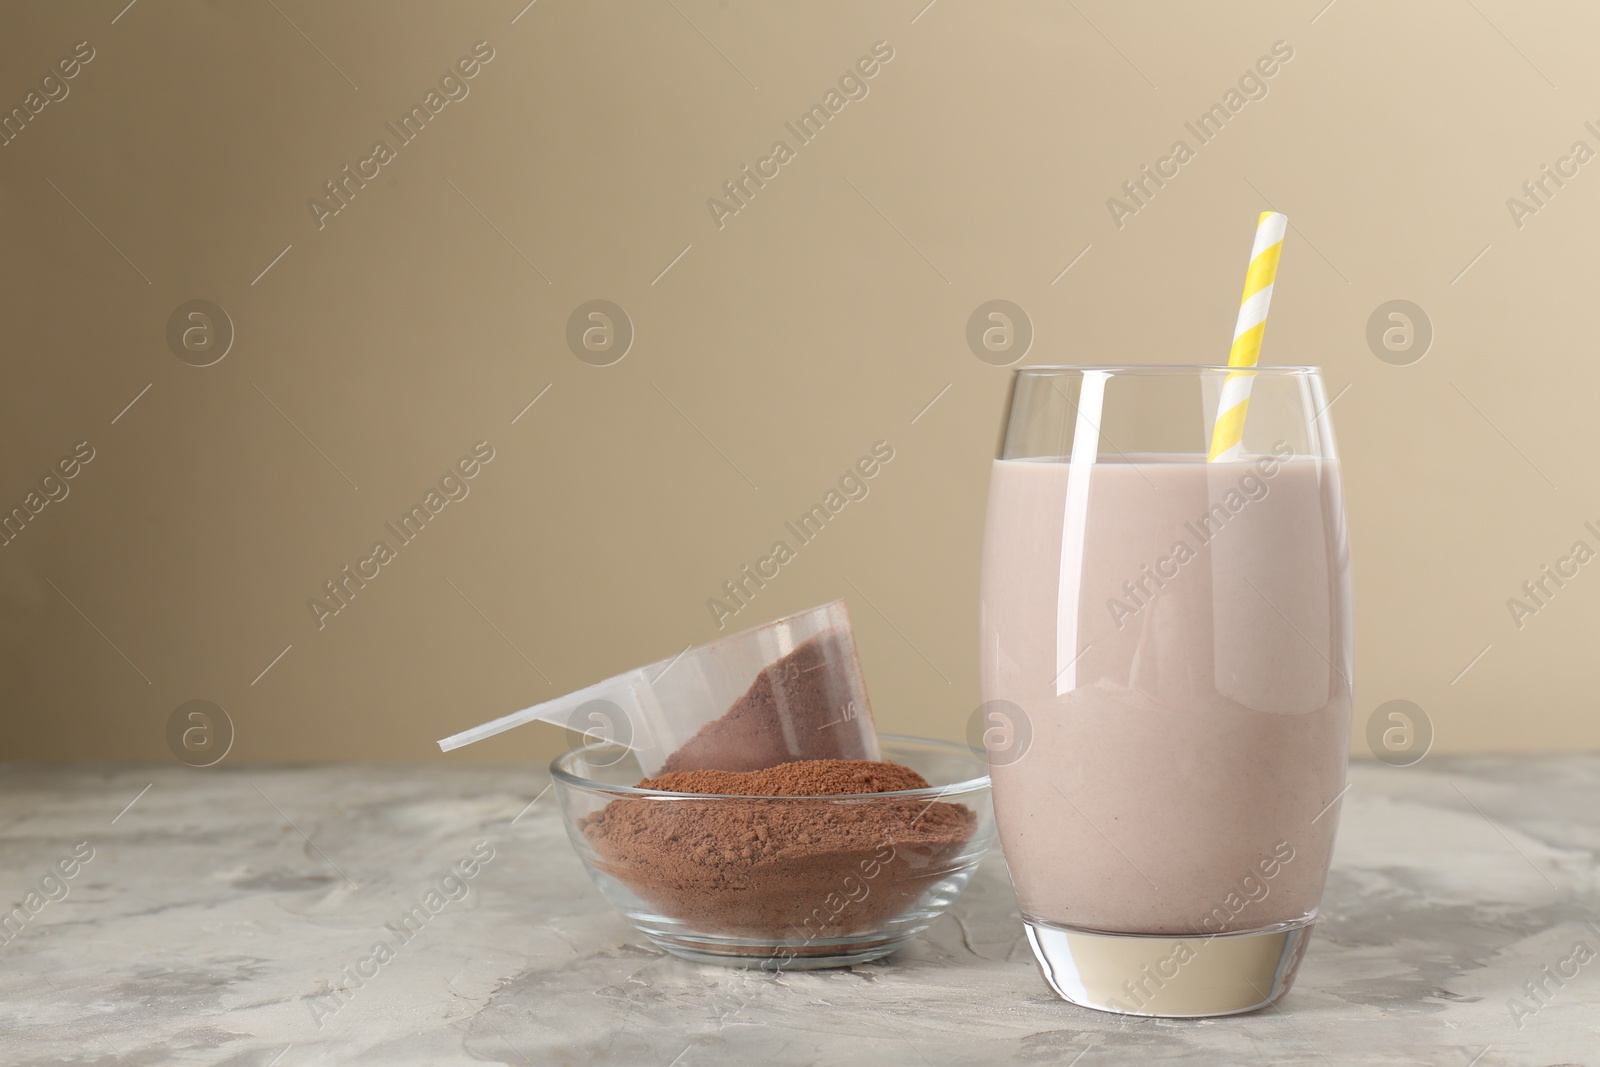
[1208,211,1288,462]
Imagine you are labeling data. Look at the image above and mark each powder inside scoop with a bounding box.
[656,630,873,774]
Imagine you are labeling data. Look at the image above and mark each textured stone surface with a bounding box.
[1,757,1597,1065]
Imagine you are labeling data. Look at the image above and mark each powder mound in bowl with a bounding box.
[639,759,930,796]
[579,758,978,945]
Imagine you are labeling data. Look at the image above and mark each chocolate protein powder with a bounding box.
[657,630,874,774]
[580,758,977,945]
[578,631,976,949]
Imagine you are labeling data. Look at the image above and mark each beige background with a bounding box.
[1,0,1594,764]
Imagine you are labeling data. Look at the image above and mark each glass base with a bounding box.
[1023,917,1315,1018]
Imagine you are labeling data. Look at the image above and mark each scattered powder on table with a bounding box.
[656,630,873,774]
[580,758,977,945]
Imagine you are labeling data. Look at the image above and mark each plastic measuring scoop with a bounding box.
[436,600,880,776]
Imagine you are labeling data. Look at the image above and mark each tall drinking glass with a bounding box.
[978,365,1351,1017]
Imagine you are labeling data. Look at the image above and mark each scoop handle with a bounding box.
[436,669,652,752]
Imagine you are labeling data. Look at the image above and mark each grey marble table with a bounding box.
[2,757,1597,1066]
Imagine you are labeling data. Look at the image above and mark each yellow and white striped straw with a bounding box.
[1208,211,1288,462]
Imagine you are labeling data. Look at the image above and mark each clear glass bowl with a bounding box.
[551,735,995,969]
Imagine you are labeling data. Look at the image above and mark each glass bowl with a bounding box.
[551,734,995,969]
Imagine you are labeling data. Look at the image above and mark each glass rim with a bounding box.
[549,733,991,800]
[1013,364,1321,375]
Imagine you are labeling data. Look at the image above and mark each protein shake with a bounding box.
[980,446,1350,1012]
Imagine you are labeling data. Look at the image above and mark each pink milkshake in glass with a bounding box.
[979,365,1351,1017]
